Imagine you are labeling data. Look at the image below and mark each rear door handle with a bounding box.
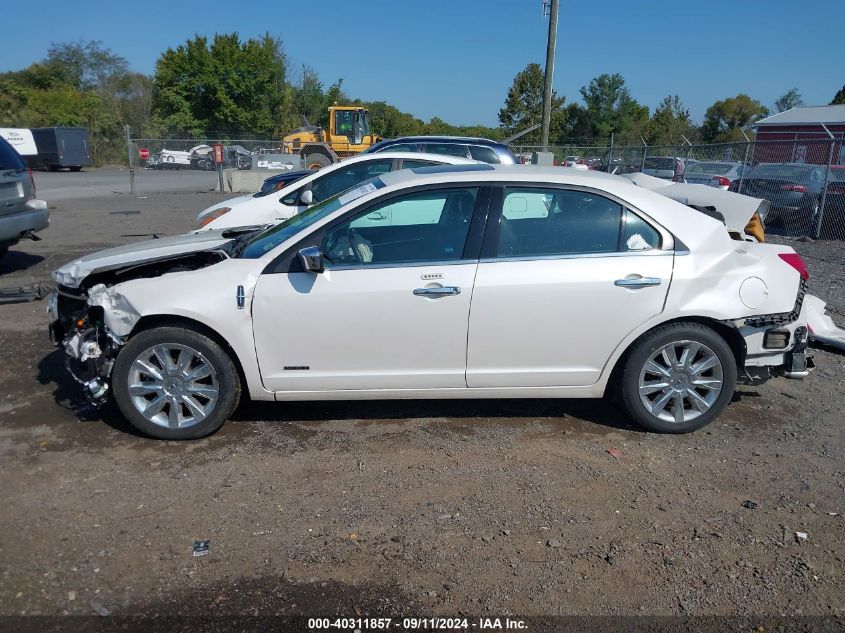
[413,286,461,297]
[614,277,662,288]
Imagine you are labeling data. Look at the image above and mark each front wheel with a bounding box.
[617,322,736,433]
[112,327,241,439]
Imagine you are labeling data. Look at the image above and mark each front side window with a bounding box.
[497,188,623,257]
[374,143,419,153]
[310,159,392,202]
[322,188,478,267]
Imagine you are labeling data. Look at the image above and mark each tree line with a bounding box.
[1,34,843,164]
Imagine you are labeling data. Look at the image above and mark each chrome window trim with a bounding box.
[478,251,676,264]
[325,260,478,272]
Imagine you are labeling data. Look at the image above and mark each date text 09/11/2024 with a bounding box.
[307,617,528,630]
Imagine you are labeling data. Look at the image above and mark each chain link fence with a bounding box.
[513,138,845,240]
[127,133,845,240]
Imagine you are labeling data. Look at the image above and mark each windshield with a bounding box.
[643,157,676,170]
[240,177,386,259]
[749,164,812,179]
[685,162,734,175]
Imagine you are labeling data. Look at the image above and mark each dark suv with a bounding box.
[0,136,49,262]
[364,136,517,164]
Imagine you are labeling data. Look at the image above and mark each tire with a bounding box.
[617,322,737,433]
[303,152,332,170]
[112,326,241,440]
[0,246,7,262]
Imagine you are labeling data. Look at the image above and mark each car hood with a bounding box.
[53,230,236,288]
[622,172,769,232]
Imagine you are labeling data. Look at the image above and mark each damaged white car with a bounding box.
[50,165,819,439]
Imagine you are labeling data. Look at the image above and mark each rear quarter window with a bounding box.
[468,146,500,164]
[0,138,25,170]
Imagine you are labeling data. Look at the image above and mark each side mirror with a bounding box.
[299,189,314,205]
[298,246,325,273]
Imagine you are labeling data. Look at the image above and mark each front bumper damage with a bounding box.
[48,284,140,405]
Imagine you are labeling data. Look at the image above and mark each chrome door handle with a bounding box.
[614,277,662,288]
[413,286,461,297]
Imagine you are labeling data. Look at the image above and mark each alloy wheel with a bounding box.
[638,340,724,424]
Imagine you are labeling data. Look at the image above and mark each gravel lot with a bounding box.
[1,170,843,627]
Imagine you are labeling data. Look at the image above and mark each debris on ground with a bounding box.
[607,447,625,461]
[192,540,210,557]
[89,600,110,616]
[0,284,45,305]
[795,531,809,543]
[741,500,759,510]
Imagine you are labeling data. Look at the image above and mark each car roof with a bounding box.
[327,151,478,166]
[373,136,505,146]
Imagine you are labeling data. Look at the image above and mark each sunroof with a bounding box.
[410,164,495,175]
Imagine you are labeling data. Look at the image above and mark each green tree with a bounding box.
[498,63,565,144]
[648,95,695,145]
[774,88,803,113]
[152,33,287,136]
[701,94,768,142]
[45,40,129,91]
[579,73,649,140]
[830,84,845,105]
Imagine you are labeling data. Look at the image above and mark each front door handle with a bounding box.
[614,277,662,289]
[413,286,461,297]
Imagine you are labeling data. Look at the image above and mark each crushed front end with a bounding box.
[48,284,124,404]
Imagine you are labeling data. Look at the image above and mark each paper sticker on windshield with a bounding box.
[339,182,378,205]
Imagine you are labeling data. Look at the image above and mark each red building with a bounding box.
[751,105,845,166]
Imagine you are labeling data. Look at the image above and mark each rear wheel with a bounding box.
[617,322,736,433]
[112,327,241,439]
[303,152,331,170]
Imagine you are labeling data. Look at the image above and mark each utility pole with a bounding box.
[541,0,559,151]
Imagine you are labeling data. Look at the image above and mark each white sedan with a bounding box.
[50,165,815,439]
[195,152,479,230]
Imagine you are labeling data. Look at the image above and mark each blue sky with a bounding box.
[4,0,844,127]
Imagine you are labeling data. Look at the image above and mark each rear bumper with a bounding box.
[738,295,813,380]
[0,200,49,246]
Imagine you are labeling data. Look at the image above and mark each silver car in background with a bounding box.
[642,156,696,180]
[0,136,49,263]
[682,161,748,189]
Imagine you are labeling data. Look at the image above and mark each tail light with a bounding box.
[28,168,36,197]
[780,184,806,192]
[778,253,809,280]
[712,176,731,187]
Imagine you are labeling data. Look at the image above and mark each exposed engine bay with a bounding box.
[49,250,228,404]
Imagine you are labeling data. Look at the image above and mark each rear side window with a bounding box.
[424,143,470,159]
[468,146,500,164]
[400,159,441,169]
[497,188,622,257]
[0,138,25,170]
[622,209,661,250]
[310,159,392,202]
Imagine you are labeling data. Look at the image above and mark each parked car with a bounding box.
[731,163,828,235]
[364,136,518,164]
[0,136,49,262]
[50,165,815,439]
[642,157,695,180]
[681,161,747,189]
[257,169,313,196]
[817,165,845,239]
[194,152,479,229]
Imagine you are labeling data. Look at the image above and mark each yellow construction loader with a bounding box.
[282,106,381,169]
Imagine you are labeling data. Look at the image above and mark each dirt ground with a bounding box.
[1,171,843,629]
